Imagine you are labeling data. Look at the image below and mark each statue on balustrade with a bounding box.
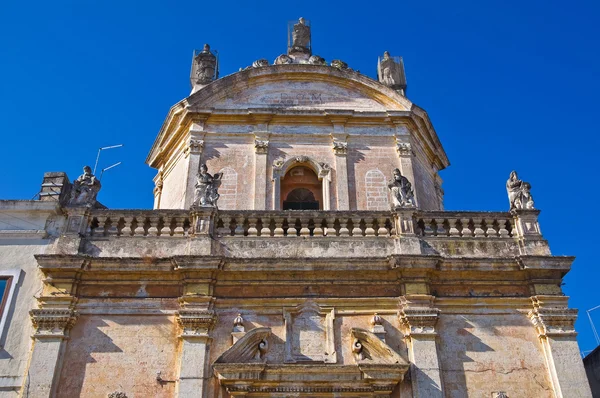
[192,164,222,208]
[69,166,101,206]
[388,168,415,208]
[506,171,535,210]
[290,17,311,54]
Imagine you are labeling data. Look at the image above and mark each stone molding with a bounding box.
[528,307,578,337]
[399,295,440,337]
[184,138,204,156]
[332,140,348,155]
[177,309,217,338]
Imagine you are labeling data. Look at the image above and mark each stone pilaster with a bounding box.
[528,296,593,398]
[332,139,349,210]
[153,171,163,209]
[399,295,444,398]
[253,137,269,210]
[183,117,207,209]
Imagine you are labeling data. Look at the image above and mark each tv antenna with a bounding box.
[93,144,124,175]
[587,305,600,346]
[99,162,122,181]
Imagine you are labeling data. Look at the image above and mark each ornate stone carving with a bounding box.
[378,51,404,90]
[283,300,336,363]
[308,55,327,65]
[388,168,415,208]
[192,164,222,208]
[396,142,412,156]
[318,162,331,178]
[290,17,311,54]
[186,138,204,155]
[252,59,269,68]
[30,308,78,338]
[528,307,578,337]
[69,166,101,206]
[351,328,408,365]
[177,309,216,336]
[273,158,285,169]
[331,59,349,70]
[108,392,128,398]
[254,140,269,154]
[332,140,348,155]
[274,54,293,65]
[294,155,309,163]
[193,44,217,85]
[507,171,535,210]
[400,303,440,336]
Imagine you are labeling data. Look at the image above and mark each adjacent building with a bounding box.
[0,18,594,398]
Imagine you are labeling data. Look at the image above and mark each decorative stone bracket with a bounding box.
[177,309,217,338]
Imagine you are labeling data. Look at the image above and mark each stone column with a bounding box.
[332,140,349,210]
[528,296,593,398]
[26,300,77,397]
[399,295,444,398]
[183,118,207,209]
[253,138,269,210]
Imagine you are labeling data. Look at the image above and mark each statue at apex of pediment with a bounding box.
[69,165,101,206]
[290,17,311,54]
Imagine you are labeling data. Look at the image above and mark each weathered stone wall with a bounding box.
[412,149,439,210]
[56,314,180,398]
[160,152,187,209]
[438,312,554,397]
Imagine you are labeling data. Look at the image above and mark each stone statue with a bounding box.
[291,17,311,53]
[388,168,415,208]
[378,51,403,89]
[192,164,222,207]
[194,44,217,85]
[69,166,101,206]
[506,171,535,210]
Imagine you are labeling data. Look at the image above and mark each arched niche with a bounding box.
[272,156,331,210]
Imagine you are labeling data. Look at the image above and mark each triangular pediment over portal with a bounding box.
[186,65,412,112]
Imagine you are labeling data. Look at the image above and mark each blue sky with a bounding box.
[1,1,599,353]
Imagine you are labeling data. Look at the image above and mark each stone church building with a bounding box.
[0,18,593,398]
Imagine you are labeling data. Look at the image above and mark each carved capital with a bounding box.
[396,142,412,156]
[332,140,348,155]
[254,140,269,154]
[185,138,205,156]
[528,307,578,337]
[177,309,217,338]
[30,308,78,339]
[400,296,439,337]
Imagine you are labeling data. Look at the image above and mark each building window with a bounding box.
[281,166,323,210]
[0,269,22,347]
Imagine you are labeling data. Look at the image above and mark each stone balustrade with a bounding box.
[85,209,529,240]
[414,211,514,238]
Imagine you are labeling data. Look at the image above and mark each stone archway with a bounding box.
[272,156,331,210]
[281,166,322,210]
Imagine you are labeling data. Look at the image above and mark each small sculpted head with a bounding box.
[203,44,211,52]
[299,17,305,25]
[393,168,402,178]
[383,51,391,59]
[200,164,208,174]
[509,170,518,181]
[83,165,92,175]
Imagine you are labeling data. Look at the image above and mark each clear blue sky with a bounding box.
[1,1,599,353]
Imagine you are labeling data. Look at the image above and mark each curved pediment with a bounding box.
[186,65,412,112]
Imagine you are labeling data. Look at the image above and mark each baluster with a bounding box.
[324,217,336,237]
[499,219,511,237]
[216,215,232,237]
[459,218,471,237]
[423,219,434,236]
[437,219,449,236]
[172,216,185,237]
[156,216,166,236]
[121,216,134,236]
[473,218,485,237]
[247,217,258,236]
[145,216,158,236]
[448,218,461,236]
[365,218,376,236]
[273,216,285,237]
[133,216,145,236]
[351,217,363,237]
[287,218,299,237]
[94,215,108,237]
[487,219,499,238]
[260,217,272,237]
[339,218,350,236]
[430,219,439,236]
[377,218,389,236]
[313,218,324,236]
[299,216,310,236]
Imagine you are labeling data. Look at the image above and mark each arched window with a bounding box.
[281,166,322,210]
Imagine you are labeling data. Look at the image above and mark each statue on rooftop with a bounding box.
[194,44,217,85]
[192,164,222,208]
[69,165,101,206]
[388,168,415,208]
[378,51,404,89]
[506,171,535,210]
[290,17,311,54]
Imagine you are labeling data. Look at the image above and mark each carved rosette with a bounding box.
[185,138,204,156]
[528,307,578,337]
[30,308,78,338]
[254,140,269,154]
[177,309,216,337]
[396,142,412,156]
[332,140,348,155]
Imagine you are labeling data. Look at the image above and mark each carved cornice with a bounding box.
[332,140,348,155]
[528,308,578,337]
[254,140,269,154]
[30,308,78,338]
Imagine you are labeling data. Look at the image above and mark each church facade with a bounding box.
[0,18,593,398]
